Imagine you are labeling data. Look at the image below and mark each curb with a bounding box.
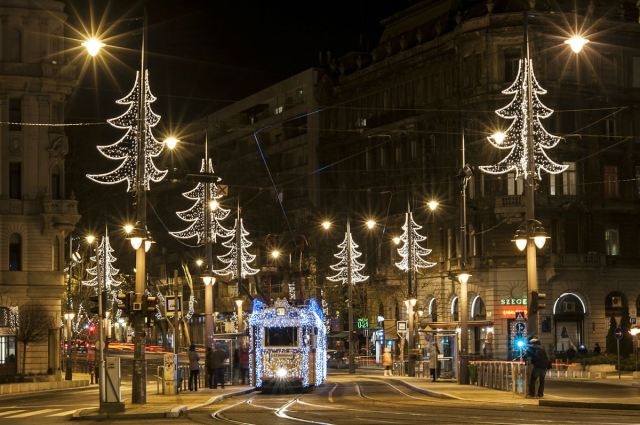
[539,400,640,410]
[71,388,257,420]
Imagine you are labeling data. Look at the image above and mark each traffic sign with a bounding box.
[615,327,624,340]
[397,320,407,333]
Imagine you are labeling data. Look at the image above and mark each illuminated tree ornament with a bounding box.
[82,233,122,292]
[170,157,233,244]
[327,222,369,285]
[214,216,259,279]
[479,59,567,180]
[394,210,436,273]
[86,70,167,191]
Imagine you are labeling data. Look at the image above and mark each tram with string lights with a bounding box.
[248,298,327,393]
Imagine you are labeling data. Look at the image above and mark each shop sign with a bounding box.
[500,297,527,306]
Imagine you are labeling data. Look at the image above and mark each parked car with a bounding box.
[327,350,348,369]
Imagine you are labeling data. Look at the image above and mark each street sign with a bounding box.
[397,320,407,332]
[615,327,624,340]
[515,311,526,321]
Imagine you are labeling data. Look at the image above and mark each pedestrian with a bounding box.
[429,341,440,382]
[382,346,392,376]
[205,346,215,388]
[593,342,601,355]
[212,343,229,389]
[526,337,550,398]
[238,340,250,385]
[188,344,200,391]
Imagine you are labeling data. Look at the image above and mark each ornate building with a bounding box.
[204,0,640,375]
[0,0,79,376]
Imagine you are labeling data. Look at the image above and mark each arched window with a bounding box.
[451,296,459,322]
[471,296,486,320]
[428,298,437,322]
[0,307,10,327]
[9,233,22,271]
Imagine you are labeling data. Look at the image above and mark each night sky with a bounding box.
[62,0,409,261]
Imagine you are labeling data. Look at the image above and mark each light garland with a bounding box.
[249,298,327,388]
[86,69,167,192]
[327,224,369,285]
[82,234,122,293]
[480,58,567,180]
[395,211,436,272]
[214,217,259,279]
[170,158,233,244]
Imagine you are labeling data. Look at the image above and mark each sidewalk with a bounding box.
[70,373,640,420]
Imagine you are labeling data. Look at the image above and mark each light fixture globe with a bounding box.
[512,229,528,251]
[564,35,589,53]
[202,271,215,286]
[457,271,472,285]
[532,225,549,249]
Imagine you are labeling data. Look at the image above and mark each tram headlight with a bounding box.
[276,367,288,378]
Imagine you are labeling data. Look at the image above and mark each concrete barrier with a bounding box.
[0,378,90,396]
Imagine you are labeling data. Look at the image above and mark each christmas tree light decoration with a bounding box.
[327,221,369,286]
[479,59,567,180]
[214,214,259,279]
[82,234,122,292]
[394,210,436,273]
[86,69,167,191]
[169,157,233,244]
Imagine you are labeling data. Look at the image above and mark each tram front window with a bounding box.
[265,327,298,346]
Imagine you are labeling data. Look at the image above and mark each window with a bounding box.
[3,29,21,62]
[562,162,577,195]
[451,297,459,322]
[9,162,21,199]
[504,48,521,82]
[603,166,619,198]
[52,169,62,199]
[9,98,21,131]
[605,228,619,256]
[507,173,523,195]
[632,56,640,88]
[9,233,22,271]
[274,105,283,115]
[429,298,437,322]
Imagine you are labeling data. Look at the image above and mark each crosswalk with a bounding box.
[0,407,79,418]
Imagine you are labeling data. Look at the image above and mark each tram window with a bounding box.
[265,327,298,346]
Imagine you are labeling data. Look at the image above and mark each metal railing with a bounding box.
[470,361,527,394]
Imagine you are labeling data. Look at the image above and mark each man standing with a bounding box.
[212,343,228,389]
[526,337,550,398]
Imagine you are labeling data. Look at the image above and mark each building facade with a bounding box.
[0,0,79,376]
[201,0,640,369]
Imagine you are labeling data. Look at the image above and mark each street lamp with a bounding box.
[481,4,587,338]
[325,219,370,374]
[405,297,417,376]
[630,327,640,375]
[65,235,81,381]
[235,298,244,334]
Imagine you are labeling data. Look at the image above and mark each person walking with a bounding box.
[526,337,550,398]
[382,346,392,376]
[188,344,200,391]
[212,343,229,389]
[429,341,440,382]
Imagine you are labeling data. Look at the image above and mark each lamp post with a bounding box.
[630,327,640,376]
[65,235,81,381]
[405,297,417,376]
[457,128,472,385]
[235,298,244,334]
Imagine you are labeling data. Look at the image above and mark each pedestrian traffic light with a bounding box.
[530,291,546,314]
[115,292,132,317]
[144,295,158,322]
[88,291,107,318]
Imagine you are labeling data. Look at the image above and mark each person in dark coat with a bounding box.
[188,344,200,391]
[526,337,550,398]
[238,341,250,385]
[205,346,214,388]
[212,343,229,389]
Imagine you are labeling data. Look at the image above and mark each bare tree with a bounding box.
[13,304,55,374]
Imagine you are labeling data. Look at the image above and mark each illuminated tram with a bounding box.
[248,298,327,392]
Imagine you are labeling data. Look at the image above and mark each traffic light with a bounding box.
[88,291,107,318]
[530,291,546,314]
[115,292,132,317]
[144,295,158,322]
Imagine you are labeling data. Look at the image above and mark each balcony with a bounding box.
[494,195,525,218]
